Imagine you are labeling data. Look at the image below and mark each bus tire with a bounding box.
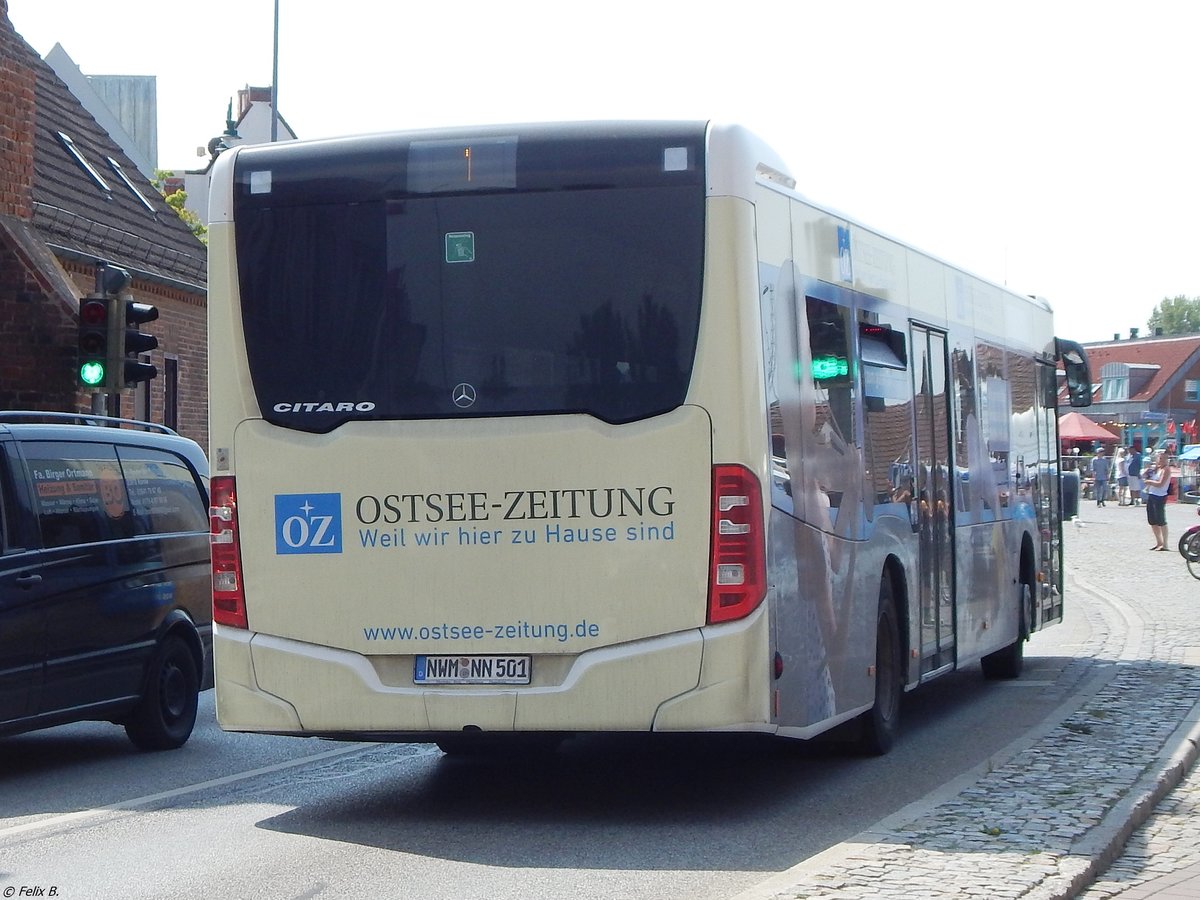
[856,576,902,756]
[981,579,1029,680]
[124,635,200,751]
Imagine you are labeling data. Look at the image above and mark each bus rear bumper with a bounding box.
[213,611,769,736]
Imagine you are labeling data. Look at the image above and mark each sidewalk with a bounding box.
[734,499,1200,900]
[1075,516,1200,900]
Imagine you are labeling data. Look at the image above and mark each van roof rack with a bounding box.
[0,411,177,435]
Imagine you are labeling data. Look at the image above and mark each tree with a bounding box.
[152,169,207,244]
[1148,295,1200,336]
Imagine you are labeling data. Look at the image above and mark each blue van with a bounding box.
[0,413,211,750]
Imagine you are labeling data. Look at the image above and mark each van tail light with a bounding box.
[708,464,766,624]
[210,475,248,629]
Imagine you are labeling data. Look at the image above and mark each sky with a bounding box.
[9,0,1200,343]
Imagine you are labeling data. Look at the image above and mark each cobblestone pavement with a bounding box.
[733,500,1200,900]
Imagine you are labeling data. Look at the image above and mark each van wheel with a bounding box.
[856,576,902,755]
[124,635,200,751]
[982,580,1029,680]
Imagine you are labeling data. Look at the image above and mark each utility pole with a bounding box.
[271,0,280,142]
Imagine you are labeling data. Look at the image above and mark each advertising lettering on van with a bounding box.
[273,485,678,555]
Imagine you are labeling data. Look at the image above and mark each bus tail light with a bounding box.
[708,464,766,624]
[210,475,248,629]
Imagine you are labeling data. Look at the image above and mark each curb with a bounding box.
[1025,571,1200,897]
[1025,701,1200,900]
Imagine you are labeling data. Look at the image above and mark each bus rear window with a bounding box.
[237,185,704,430]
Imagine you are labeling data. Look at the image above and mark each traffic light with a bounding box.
[77,293,111,387]
[78,263,130,388]
[79,263,159,389]
[121,299,159,385]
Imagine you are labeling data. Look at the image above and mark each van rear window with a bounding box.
[116,446,208,535]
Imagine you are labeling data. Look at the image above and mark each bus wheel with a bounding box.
[856,577,902,756]
[124,635,200,751]
[981,580,1029,680]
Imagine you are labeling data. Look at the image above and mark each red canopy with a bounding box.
[1058,411,1119,443]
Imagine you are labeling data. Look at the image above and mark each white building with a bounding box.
[170,86,297,226]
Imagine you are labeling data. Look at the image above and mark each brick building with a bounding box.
[0,1,208,447]
[1080,332,1200,452]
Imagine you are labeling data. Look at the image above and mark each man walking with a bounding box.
[1128,446,1144,506]
[1091,448,1111,506]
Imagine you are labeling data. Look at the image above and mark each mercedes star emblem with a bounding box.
[452,382,477,408]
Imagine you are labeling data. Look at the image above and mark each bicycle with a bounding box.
[1179,514,1200,579]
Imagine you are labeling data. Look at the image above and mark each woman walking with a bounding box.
[1144,449,1173,550]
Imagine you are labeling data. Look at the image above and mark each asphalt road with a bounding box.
[0,588,1104,900]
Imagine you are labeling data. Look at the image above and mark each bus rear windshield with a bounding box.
[235,183,705,432]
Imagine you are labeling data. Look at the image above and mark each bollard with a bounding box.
[1061,470,1080,519]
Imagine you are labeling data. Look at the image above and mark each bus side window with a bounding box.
[860,317,912,522]
[804,297,858,533]
[862,362,914,518]
[954,342,1009,522]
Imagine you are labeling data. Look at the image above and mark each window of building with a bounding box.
[1099,361,1132,402]
[1186,379,1199,402]
[106,157,156,213]
[1101,375,1129,401]
[135,357,152,422]
[55,132,111,195]
[164,357,179,432]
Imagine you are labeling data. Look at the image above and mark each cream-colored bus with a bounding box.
[207,122,1092,754]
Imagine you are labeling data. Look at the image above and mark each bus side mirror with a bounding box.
[1055,338,1093,408]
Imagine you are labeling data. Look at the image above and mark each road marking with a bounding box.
[0,742,389,839]
[995,680,1056,687]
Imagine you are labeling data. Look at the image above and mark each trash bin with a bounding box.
[1061,470,1080,520]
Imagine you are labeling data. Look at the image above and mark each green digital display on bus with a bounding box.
[811,355,849,380]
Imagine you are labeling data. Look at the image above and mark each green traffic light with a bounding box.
[80,360,106,386]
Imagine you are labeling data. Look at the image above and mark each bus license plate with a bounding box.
[414,655,531,685]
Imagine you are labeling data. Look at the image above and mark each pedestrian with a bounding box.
[1090,448,1111,506]
[1144,449,1173,550]
[1127,446,1144,506]
[1115,447,1129,505]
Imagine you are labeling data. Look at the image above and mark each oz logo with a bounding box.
[275,493,343,555]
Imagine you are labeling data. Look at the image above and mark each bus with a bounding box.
[206,121,1093,755]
